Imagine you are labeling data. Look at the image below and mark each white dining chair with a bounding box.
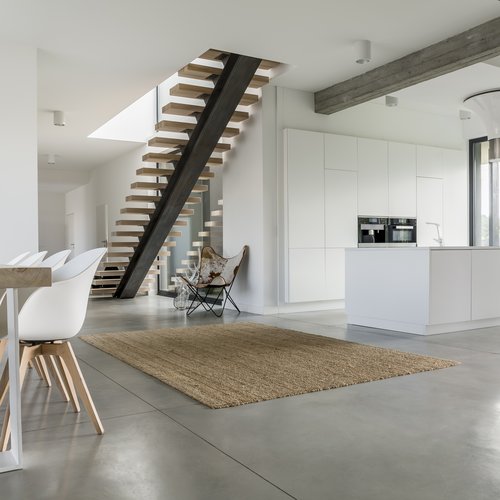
[4,252,31,266]
[41,249,72,271]
[17,251,47,267]
[0,247,107,450]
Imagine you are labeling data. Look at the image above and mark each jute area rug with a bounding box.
[80,323,458,409]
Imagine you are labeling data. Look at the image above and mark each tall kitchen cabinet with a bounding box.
[388,142,416,217]
[285,130,358,303]
[285,129,325,302]
[324,134,358,299]
[357,138,388,216]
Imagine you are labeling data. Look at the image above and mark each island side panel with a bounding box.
[345,248,430,333]
[471,249,500,320]
[428,249,472,325]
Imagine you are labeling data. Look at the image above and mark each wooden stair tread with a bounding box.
[211,209,223,216]
[205,221,223,227]
[130,181,208,193]
[154,120,239,138]
[107,250,171,258]
[143,151,223,165]
[111,230,182,238]
[108,240,176,248]
[126,194,161,203]
[162,102,249,122]
[116,219,188,227]
[178,63,269,89]
[170,83,258,107]
[120,207,194,216]
[93,278,155,286]
[136,167,214,180]
[148,136,231,153]
[95,269,160,277]
[199,49,280,71]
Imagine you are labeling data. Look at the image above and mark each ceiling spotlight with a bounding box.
[53,110,66,126]
[459,109,472,120]
[47,153,56,165]
[385,95,398,107]
[354,40,371,65]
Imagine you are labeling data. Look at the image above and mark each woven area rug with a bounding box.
[80,322,458,409]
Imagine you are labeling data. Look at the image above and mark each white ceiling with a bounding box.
[1,0,499,177]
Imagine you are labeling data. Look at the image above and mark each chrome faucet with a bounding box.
[426,222,443,247]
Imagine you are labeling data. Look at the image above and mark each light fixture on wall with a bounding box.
[464,89,500,163]
[354,40,371,65]
[459,109,472,120]
[53,110,66,126]
[385,95,398,107]
[47,153,56,165]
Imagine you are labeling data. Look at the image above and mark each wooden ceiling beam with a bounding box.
[315,16,500,115]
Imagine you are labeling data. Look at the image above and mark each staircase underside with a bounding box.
[114,53,262,299]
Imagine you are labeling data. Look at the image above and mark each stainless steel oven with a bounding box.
[358,217,388,247]
[387,218,417,246]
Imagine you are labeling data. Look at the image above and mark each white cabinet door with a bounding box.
[325,249,345,300]
[325,170,357,248]
[416,146,444,178]
[417,177,443,246]
[357,138,388,216]
[443,149,468,246]
[388,142,416,217]
[325,133,357,171]
[285,129,325,249]
[287,248,326,303]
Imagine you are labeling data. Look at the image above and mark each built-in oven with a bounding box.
[358,217,388,247]
[387,218,417,246]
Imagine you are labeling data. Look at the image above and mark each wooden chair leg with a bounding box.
[0,345,39,452]
[37,356,52,387]
[44,342,103,434]
[45,355,69,402]
[0,338,7,364]
[54,356,80,413]
[0,358,9,408]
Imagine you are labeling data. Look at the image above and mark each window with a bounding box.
[470,137,499,246]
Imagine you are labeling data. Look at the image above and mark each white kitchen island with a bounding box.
[345,247,500,335]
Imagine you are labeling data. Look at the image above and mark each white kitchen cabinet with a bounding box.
[417,177,443,246]
[443,149,468,246]
[416,145,444,178]
[287,248,326,303]
[325,134,357,171]
[285,129,325,249]
[325,170,357,247]
[388,142,416,217]
[325,248,345,300]
[357,138,388,216]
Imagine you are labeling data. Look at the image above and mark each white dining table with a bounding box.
[0,265,52,473]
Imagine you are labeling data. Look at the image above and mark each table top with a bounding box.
[0,266,52,288]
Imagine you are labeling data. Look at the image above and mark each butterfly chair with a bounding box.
[182,245,248,317]
[0,247,107,451]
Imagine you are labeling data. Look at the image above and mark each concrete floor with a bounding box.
[2,296,500,499]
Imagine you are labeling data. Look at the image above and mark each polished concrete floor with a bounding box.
[2,296,500,499]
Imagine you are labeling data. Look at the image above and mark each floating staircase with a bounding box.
[92,49,279,298]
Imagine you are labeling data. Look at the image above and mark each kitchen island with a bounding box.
[345,247,500,335]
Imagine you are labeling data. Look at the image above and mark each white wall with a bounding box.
[65,145,145,254]
[223,102,265,314]
[0,42,38,262]
[38,191,66,255]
